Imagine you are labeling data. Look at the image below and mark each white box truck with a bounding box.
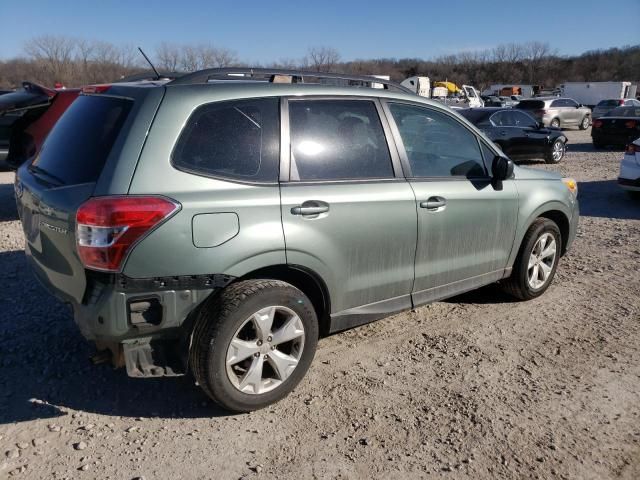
[559,82,638,108]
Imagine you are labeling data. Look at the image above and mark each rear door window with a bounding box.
[288,100,394,181]
[31,95,132,185]
[172,98,280,183]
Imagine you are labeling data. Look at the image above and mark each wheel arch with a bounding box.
[238,264,332,336]
[537,210,570,255]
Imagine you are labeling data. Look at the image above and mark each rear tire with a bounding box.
[191,279,319,412]
[579,116,590,130]
[502,218,561,300]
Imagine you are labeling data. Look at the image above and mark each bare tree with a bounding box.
[24,35,77,84]
[155,42,181,71]
[305,46,341,72]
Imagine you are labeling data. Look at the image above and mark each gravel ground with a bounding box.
[1,128,639,479]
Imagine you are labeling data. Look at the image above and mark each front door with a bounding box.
[279,98,417,324]
[383,101,519,305]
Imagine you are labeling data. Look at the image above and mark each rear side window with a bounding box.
[288,100,393,181]
[172,98,280,183]
[31,95,132,185]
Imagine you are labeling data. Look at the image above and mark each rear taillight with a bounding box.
[625,143,640,155]
[76,196,180,272]
[619,99,625,105]
[625,120,637,129]
[593,120,603,128]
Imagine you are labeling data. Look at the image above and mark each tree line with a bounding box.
[0,35,637,91]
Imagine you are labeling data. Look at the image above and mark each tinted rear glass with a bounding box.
[31,95,132,185]
[597,100,620,107]
[608,107,640,117]
[517,100,545,110]
[458,109,490,124]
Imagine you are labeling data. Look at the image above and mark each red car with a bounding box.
[0,83,81,169]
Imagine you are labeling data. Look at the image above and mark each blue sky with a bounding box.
[0,0,638,62]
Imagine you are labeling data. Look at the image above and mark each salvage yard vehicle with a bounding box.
[592,98,640,120]
[517,97,591,130]
[14,68,579,412]
[592,106,640,148]
[459,107,567,163]
[618,140,640,197]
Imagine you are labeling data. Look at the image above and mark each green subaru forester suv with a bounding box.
[14,69,579,412]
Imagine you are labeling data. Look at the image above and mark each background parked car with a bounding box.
[517,97,591,130]
[482,95,506,107]
[591,106,640,148]
[618,139,640,197]
[460,107,567,163]
[592,98,640,119]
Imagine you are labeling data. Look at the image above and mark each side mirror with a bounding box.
[492,155,514,181]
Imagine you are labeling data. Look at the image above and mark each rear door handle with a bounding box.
[419,196,447,210]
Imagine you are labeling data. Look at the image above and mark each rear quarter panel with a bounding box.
[123,86,285,278]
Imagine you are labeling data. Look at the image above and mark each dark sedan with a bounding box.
[591,106,640,148]
[460,107,568,163]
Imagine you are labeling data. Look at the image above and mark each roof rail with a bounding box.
[167,67,412,93]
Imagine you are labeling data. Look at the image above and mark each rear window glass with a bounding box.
[516,100,545,110]
[458,109,490,124]
[608,107,640,117]
[31,95,131,185]
[172,98,279,183]
[597,100,620,107]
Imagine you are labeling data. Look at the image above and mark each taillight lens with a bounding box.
[625,143,640,155]
[624,120,637,129]
[593,120,603,128]
[76,196,180,272]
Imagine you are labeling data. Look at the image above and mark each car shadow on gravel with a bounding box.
[444,283,520,305]
[0,251,231,425]
[578,179,640,220]
[0,183,18,221]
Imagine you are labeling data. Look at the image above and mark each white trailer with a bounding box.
[559,82,638,108]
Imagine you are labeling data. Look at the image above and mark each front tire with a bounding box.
[550,118,561,128]
[502,218,561,300]
[191,279,319,412]
[545,138,566,164]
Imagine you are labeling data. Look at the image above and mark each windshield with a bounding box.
[517,100,545,110]
[31,95,132,185]
[597,100,621,107]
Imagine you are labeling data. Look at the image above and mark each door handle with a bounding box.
[419,197,447,210]
[500,130,507,136]
[291,202,330,216]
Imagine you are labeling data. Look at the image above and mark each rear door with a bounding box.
[279,97,417,324]
[15,89,162,303]
[383,101,519,305]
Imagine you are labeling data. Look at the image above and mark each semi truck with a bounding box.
[401,76,483,108]
[559,82,638,108]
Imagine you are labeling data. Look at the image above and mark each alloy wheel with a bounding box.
[552,140,565,161]
[226,306,305,395]
[527,233,557,289]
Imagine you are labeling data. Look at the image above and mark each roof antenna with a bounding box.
[138,47,160,80]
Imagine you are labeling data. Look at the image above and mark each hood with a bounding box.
[514,165,562,181]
